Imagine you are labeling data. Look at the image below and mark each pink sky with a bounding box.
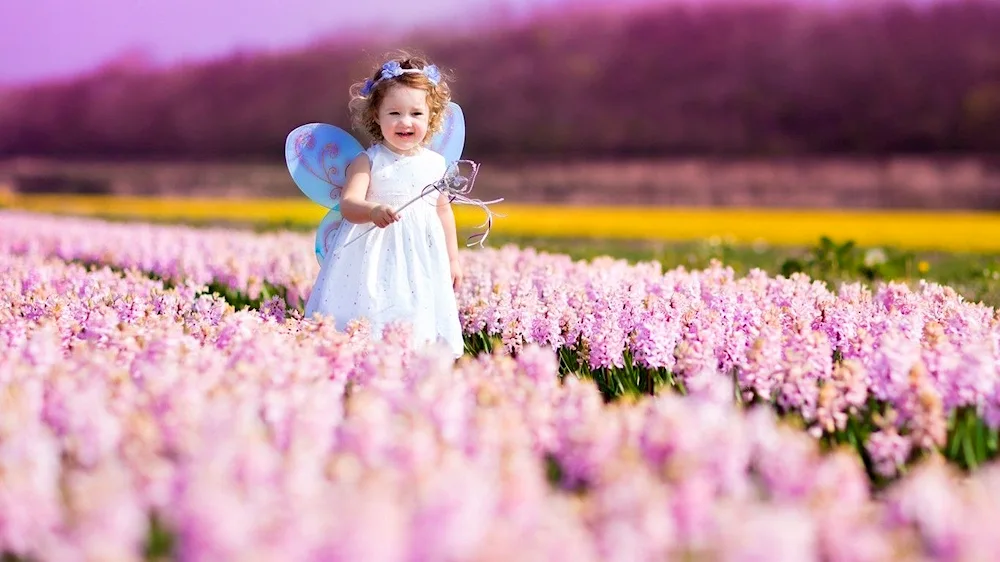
[0,0,551,85]
[0,0,890,86]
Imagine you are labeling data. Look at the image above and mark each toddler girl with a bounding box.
[304,53,464,358]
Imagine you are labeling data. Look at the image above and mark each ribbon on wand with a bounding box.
[337,160,503,252]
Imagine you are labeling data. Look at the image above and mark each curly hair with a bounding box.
[348,51,452,145]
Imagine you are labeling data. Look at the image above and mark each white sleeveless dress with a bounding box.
[304,143,464,358]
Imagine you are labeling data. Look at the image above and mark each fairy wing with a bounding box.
[427,102,466,167]
[284,123,365,262]
[312,209,344,263]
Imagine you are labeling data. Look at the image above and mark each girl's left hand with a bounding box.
[450,257,463,290]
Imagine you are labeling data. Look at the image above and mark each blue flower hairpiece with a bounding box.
[360,61,442,96]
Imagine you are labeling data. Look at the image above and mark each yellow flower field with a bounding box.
[5,193,1000,253]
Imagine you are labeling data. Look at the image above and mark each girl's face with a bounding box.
[376,84,431,155]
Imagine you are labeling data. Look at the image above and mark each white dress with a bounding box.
[304,143,464,358]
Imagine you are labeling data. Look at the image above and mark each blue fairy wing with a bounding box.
[284,123,364,263]
[285,123,363,208]
[314,207,343,263]
[427,102,466,167]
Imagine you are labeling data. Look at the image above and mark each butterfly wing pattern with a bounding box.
[285,123,363,262]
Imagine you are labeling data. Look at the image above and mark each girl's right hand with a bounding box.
[369,204,400,228]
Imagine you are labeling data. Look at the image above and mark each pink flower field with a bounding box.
[2,210,1000,561]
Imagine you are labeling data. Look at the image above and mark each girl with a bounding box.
[304,53,465,358]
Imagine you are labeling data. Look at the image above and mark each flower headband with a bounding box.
[360,61,442,96]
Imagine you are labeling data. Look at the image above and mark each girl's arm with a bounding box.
[436,191,463,289]
[339,153,399,226]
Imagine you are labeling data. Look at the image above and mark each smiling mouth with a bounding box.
[396,132,414,138]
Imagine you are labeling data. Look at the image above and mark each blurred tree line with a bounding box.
[1,0,999,162]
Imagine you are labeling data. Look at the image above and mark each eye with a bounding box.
[389,111,400,115]
[412,112,424,116]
